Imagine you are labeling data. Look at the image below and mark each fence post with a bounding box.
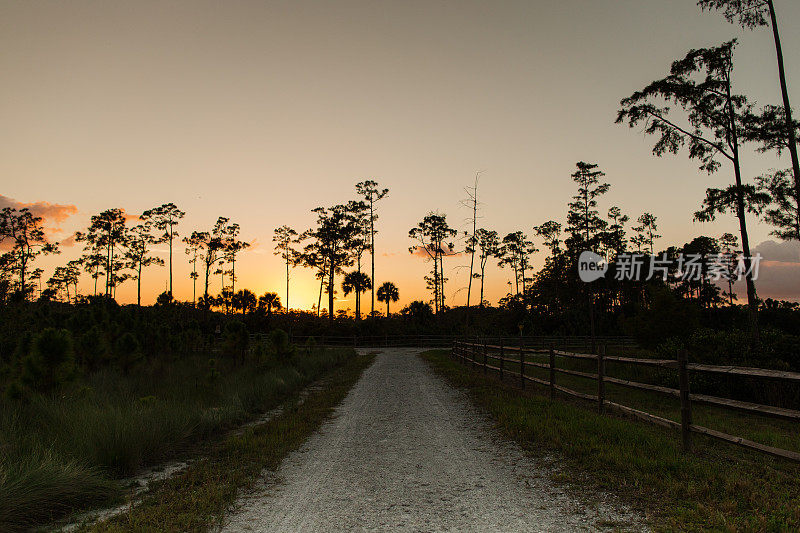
[483,341,488,374]
[499,338,504,381]
[597,344,606,414]
[678,348,693,453]
[549,343,555,400]
[519,335,525,389]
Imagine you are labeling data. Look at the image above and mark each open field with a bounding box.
[422,349,800,531]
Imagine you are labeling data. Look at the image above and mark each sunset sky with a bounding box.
[2,0,799,310]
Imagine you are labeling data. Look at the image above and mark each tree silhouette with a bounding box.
[141,203,185,297]
[298,241,328,317]
[258,292,282,318]
[305,205,360,323]
[29,267,44,299]
[76,209,128,298]
[342,270,371,320]
[233,289,257,316]
[617,41,762,341]
[409,213,457,314]
[47,260,80,303]
[273,225,300,311]
[376,281,399,317]
[632,213,660,255]
[401,300,433,322]
[718,232,740,305]
[125,220,164,306]
[183,231,203,305]
[461,173,481,308]
[534,221,565,314]
[222,222,250,295]
[346,200,371,281]
[756,169,799,241]
[498,231,537,297]
[565,162,610,254]
[468,228,499,307]
[603,207,629,260]
[193,217,228,305]
[698,0,800,226]
[355,180,389,316]
[0,207,60,299]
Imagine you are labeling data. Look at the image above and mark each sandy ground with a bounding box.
[219,348,647,532]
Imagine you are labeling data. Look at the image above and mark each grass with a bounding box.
[481,348,800,454]
[0,347,358,532]
[422,349,800,532]
[78,350,377,532]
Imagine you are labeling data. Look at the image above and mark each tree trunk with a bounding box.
[328,259,335,323]
[439,252,445,310]
[727,75,760,342]
[479,265,485,306]
[204,262,210,299]
[137,262,142,306]
[317,273,324,317]
[767,0,800,238]
[370,202,375,316]
[168,230,173,295]
[286,256,290,311]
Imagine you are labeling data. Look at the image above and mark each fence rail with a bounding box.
[267,334,638,350]
[452,340,800,463]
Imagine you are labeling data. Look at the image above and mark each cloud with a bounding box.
[752,240,800,264]
[753,261,800,301]
[60,233,78,248]
[727,240,800,302]
[0,194,78,231]
[0,194,79,249]
[409,245,464,259]
[122,211,141,224]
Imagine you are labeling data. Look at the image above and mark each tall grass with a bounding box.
[0,347,353,532]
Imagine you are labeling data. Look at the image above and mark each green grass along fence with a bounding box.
[452,340,800,463]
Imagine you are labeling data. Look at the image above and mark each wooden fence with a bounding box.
[281,334,636,350]
[452,339,800,463]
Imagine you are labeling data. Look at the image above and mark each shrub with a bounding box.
[621,285,699,348]
[115,332,143,375]
[77,325,109,370]
[21,328,75,392]
[269,329,294,359]
[222,321,249,363]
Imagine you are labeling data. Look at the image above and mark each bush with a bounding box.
[269,329,294,359]
[78,325,109,370]
[222,321,249,363]
[115,332,143,375]
[621,286,699,348]
[21,328,75,392]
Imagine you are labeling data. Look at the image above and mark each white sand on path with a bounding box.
[219,348,647,532]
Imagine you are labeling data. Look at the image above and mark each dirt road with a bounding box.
[220,348,646,532]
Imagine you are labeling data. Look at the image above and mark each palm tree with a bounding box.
[376,281,399,317]
[258,292,282,318]
[233,289,257,316]
[342,271,371,320]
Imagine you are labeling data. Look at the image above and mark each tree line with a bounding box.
[1,1,797,346]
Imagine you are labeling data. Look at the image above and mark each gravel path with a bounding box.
[220,348,647,532]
